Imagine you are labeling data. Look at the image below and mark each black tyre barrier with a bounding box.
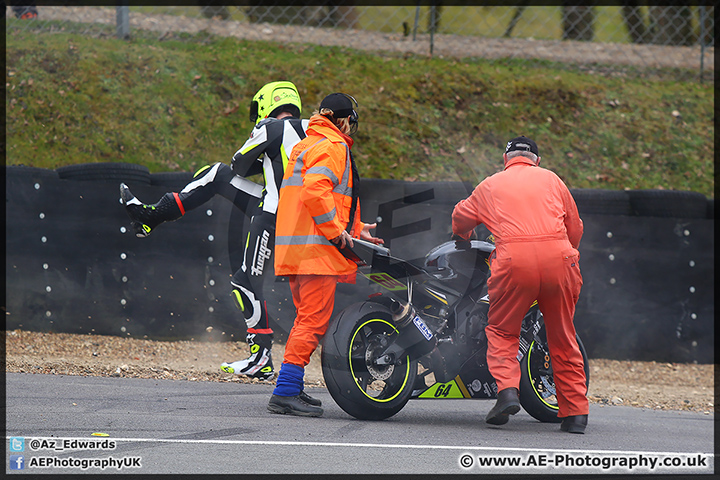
[150,171,194,190]
[575,213,712,364]
[359,178,404,204]
[4,170,713,363]
[5,165,59,179]
[570,189,631,216]
[627,189,708,218]
[403,181,474,205]
[706,198,714,220]
[56,162,151,185]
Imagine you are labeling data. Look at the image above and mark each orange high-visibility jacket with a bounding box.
[452,156,583,249]
[274,114,364,278]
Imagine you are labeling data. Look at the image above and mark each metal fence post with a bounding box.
[429,3,436,57]
[116,4,130,39]
[699,6,706,83]
[412,3,420,41]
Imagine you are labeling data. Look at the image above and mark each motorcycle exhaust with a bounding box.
[387,300,437,359]
[390,300,415,328]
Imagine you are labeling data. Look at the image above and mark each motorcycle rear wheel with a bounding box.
[322,303,417,420]
[519,328,590,423]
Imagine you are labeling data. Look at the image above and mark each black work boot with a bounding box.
[267,394,323,417]
[120,183,183,238]
[560,414,588,434]
[299,390,322,407]
[485,387,521,425]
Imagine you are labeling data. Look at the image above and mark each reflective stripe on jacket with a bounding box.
[274,114,363,278]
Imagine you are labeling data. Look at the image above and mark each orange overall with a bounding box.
[274,114,364,368]
[452,156,588,418]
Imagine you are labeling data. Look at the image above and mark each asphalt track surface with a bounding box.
[5,373,714,476]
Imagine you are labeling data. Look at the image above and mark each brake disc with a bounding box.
[365,334,394,381]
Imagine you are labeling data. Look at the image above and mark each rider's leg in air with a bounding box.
[120,162,287,381]
[120,162,259,237]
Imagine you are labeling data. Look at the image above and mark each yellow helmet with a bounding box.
[249,81,302,125]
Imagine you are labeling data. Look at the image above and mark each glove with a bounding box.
[451,229,477,242]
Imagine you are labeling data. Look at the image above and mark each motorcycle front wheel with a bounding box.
[321,302,417,420]
[519,327,590,423]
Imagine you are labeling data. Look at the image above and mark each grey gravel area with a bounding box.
[5,329,714,415]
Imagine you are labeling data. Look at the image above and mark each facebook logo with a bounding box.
[9,455,25,470]
[9,437,25,452]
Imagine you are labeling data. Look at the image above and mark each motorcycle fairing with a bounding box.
[414,377,470,399]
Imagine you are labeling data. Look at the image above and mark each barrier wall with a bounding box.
[4,164,714,363]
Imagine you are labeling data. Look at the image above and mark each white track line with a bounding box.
[6,436,712,457]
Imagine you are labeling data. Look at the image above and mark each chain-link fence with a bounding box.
[5,4,715,82]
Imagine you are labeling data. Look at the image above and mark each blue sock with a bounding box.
[272,362,304,397]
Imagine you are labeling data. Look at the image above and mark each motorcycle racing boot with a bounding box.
[485,387,521,425]
[220,333,275,381]
[119,183,184,238]
[267,394,323,417]
[560,414,588,434]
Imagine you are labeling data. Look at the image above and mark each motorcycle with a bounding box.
[321,237,589,422]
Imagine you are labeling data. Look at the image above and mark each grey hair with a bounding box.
[506,150,538,163]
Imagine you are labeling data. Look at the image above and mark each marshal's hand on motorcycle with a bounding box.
[331,230,354,249]
[360,222,384,245]
[451,228,478,242]
[332,223,383,249]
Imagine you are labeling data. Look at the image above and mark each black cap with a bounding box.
[319,93,356,119]
[505,136,539,156]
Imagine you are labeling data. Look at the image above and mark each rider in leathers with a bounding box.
[120,81,307,380]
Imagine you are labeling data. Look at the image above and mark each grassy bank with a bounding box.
[5,25,714,197]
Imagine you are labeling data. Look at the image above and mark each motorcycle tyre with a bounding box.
[519,334,590,423]
[321,301,418,421]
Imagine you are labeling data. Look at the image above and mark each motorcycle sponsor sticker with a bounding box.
[483,382,495,397]
[468,379,495,398]
[412,315,434,341]
[517,336,531,361]
[366,272,406,291]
